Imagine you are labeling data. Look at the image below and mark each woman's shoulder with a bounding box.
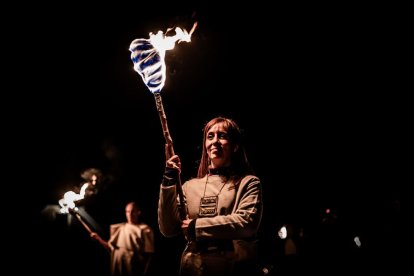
[239,175,261,187]
[242,174,260,182]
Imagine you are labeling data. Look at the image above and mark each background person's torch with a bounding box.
[129,23,197,220]
[58,183,95,235]
[69,208,94,235]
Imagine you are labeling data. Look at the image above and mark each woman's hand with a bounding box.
[181,218,192,240]
[165,144,181,173]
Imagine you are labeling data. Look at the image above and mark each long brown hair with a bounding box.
[197,117,253,180]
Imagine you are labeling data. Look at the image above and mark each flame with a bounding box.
[278,225,287,239]
[58,174,98,213]
[129,22,197,93]
[59,182,89,213]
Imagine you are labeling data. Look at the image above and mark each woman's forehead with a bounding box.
[208,122,226,132]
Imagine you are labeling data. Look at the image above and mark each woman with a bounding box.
[158,117,263,275]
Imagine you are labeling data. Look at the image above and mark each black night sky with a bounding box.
[23,3,409,275]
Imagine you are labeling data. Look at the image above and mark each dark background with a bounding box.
[20,3,409,275]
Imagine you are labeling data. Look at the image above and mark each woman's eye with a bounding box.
[219,133,227,139]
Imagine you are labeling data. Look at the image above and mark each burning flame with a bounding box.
[59,175,98,213]
[129,22,197,93]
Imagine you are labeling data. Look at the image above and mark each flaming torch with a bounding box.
[58,174,100,234]
[129,22,197,220]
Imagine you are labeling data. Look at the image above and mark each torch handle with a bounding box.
[69,208,93,234]
[154,93,174,157]
[154,93,188,220]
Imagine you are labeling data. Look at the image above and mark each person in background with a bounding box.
[91,201,155,276]
[158,116,263,275]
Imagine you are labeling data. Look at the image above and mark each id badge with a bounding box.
[198,196,218,217]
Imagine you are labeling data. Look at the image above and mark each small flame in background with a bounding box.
[59,175,98,213]
[278,225,288,239]
[129,22,197,93]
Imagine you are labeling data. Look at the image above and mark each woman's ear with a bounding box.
[233,145,239,153]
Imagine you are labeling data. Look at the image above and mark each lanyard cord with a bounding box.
[202,174,227,198]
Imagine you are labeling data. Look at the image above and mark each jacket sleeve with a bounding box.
[158,168,183,237]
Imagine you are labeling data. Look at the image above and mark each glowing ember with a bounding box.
[129,22,197,93]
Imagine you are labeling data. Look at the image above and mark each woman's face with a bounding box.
[205,122,236,168]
